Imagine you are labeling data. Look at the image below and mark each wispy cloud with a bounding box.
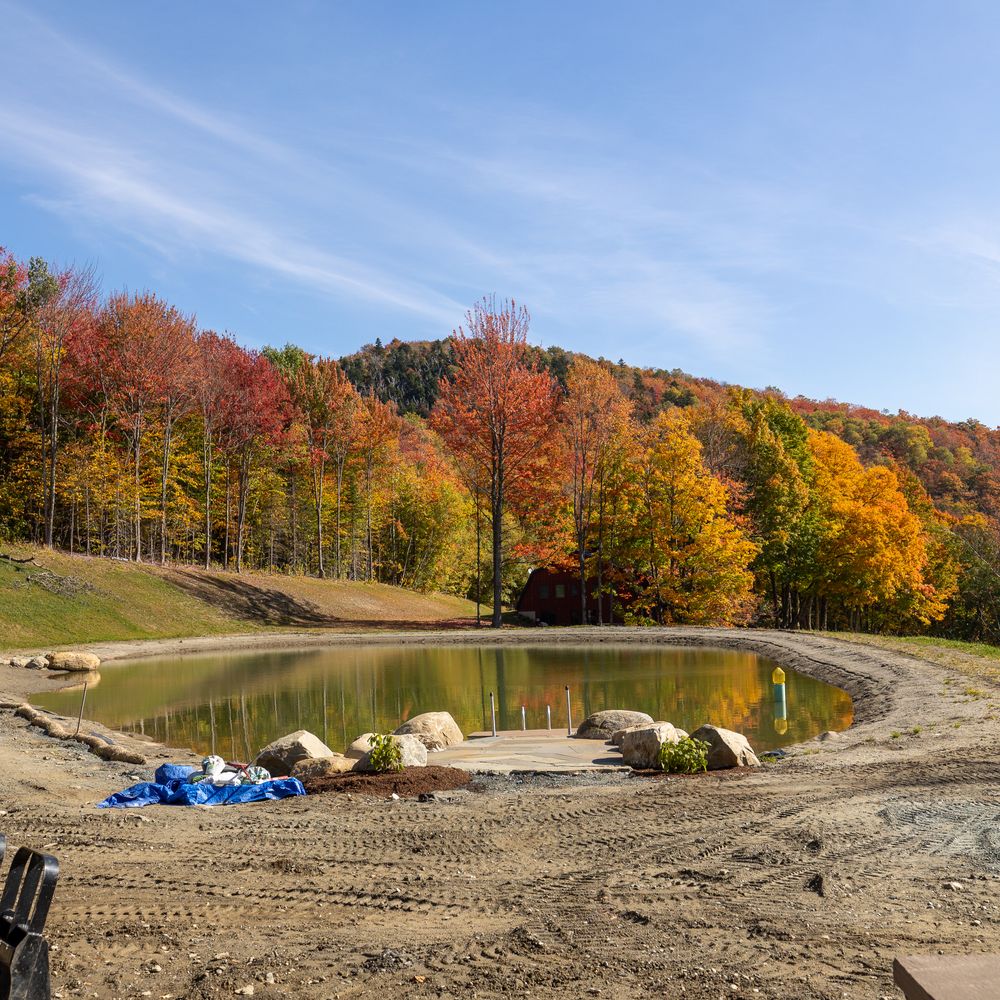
[0,1,803,362]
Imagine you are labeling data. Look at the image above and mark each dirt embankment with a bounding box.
[1,628,999,999]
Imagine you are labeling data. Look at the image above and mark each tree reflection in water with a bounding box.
[35,644,853,756]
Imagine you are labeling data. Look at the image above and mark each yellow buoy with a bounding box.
[772,666,786,685]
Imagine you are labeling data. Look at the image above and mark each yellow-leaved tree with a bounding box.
[611,409,759,625]
[808,430,948,628]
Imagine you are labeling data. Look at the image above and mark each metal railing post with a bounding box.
[565,685,573,736]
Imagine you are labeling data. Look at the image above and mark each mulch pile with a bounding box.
[302,765,472,798]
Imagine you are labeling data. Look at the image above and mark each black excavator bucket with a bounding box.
[0,846,59,1000]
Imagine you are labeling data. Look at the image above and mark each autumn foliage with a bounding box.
[0,241,992,638]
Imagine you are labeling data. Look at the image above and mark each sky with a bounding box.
[2,2,1000,424]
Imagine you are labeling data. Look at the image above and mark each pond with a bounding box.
[33,643,853,758]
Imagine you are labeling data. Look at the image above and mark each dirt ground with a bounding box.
[2,627,1000,999]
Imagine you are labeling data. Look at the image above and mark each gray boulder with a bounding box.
[9,656,31,669]
[346,732,376,759]
[355,733,428,772]
[576,709,654,740]
[610,721,687,748]
[394,711,464,751]
[291,754,357,779]
[46,651,101,672]
[254,729,334,776]
[621,722,684,770]
[25,656,49,670]
[690,724,761,769]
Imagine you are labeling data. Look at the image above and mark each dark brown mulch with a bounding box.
[303,765,472,798]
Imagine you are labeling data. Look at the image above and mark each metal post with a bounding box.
[521,705,527,730]
[489,691,497,737]
[565,685,573,736]
[546,704,552,729]
[74,682,89,737]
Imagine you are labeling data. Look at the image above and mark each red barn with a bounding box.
[515,567,619,626]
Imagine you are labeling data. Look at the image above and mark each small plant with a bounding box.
[911,725,922,735]
[890,731,901,740]
[367,733,403,773]
[658,737,710,774]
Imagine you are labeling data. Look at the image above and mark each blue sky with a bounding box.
[2,2,1000,423]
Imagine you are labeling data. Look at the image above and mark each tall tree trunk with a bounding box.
[160,419,172,564]
[133,431,142,562]
[314,458,325,578]
[203,431,213,569]
[491,464,503,629]
[335,460,344,580]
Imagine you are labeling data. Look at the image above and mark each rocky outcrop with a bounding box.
[47,651,101,672]
[690,724,761,769]
[254,730,334,776]
[291,754,357,779]
[575,710,654,740]
[393,711,464,751]
[355,734,428,772]
[621,722,684,769]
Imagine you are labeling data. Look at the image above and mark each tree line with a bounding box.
[0,246,990,638]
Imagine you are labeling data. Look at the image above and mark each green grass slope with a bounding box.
[0,548,481,650]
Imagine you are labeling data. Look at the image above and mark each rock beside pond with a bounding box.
[621,722,685,769]
[346,733,376,759]
[254,730,334,776]
[690,724,761,769]
[25,656,49,670]
[393,711,464,751]
[46,651,100,672]
[611,721,687,748]
[355,734,427,772]
[576,710,654,740]
[291,753,357,779]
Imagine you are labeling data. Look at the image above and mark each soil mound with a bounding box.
[302,764,472,798]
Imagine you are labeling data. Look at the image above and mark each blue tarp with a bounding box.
[96,763,306,809]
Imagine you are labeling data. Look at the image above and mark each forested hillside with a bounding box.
[3,244,998,640]
[342,335,1000,640]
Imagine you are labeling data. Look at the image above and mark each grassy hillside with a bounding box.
[0,548,482,650]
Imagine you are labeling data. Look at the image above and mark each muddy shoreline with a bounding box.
[2,628,998,999]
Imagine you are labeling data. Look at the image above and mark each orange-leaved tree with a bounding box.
[432,297,561,627]
[560,357,632,625]
[289,355,357,578]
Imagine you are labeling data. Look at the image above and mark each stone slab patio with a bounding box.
[432,729,631,774]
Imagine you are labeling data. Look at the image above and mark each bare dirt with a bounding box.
[2,627,1000,999]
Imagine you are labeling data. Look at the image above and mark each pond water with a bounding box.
[33,643,852,758]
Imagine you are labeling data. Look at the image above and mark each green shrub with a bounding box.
[367,733,403,773]
[657,736,710,774]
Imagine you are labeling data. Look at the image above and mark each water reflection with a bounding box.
[34,643,853,757]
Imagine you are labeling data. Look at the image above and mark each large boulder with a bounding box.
[621,722,684,770]
[291,754,357,779]
[690,724,761,770]
[46,651,100,672]
[575,709,654,741]
[355,734,428,772]
[610,721,687,748]
[393,711,464,751]
[346,732,376,759]
[254,730,334,776]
